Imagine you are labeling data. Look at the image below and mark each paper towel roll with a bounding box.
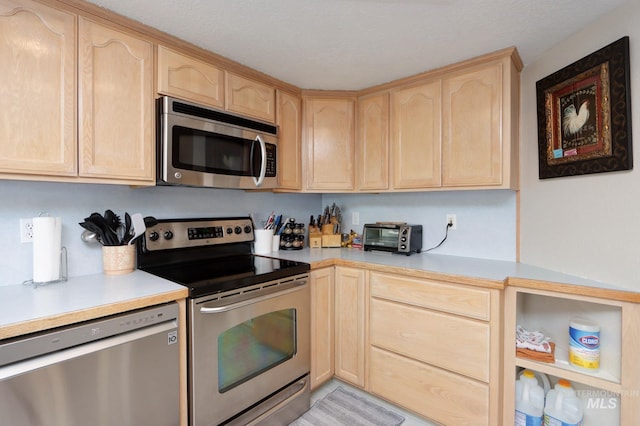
[32,217,62,283]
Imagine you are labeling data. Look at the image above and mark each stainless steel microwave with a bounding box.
[158,96,278,189]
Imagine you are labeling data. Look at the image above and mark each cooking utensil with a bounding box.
[129,213,146,245]
[79,218,108,245]
[86,212,119,245]
[143,216,158,228]
[80,230,98,243]
[124,213,132,239]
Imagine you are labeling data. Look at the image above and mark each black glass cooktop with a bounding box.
[140,254,310,298]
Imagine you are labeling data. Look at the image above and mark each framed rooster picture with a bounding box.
[536,36,632,179]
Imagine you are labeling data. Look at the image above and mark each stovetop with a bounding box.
[136,217,310,298]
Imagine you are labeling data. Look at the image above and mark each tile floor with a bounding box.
[310,379,439,426]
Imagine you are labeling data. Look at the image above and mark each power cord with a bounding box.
[422,222,453,253]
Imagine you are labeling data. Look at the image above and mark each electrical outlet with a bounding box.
[20,218,33,243]
[352,212,360,226]
[446,214,457,230]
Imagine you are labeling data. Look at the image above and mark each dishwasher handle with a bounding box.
[0,320,177,382]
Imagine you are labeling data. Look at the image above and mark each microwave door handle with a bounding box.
[252,135,267,187]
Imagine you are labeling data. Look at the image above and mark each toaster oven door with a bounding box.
[363,226,400,251]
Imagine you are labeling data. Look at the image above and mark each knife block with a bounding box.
[321,234,341,248]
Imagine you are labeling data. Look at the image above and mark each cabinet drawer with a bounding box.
[370,347,489,426]
[370,298,489,382]
[370,272,490,320]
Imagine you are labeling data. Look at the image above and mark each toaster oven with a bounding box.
[362,223,422,255]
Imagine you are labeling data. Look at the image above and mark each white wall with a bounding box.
[0,179,518,285]
[0,180,321,286]
[324,190,517,261]
[520,1,640,289]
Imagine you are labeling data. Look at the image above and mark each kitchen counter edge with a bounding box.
[0,270,188,340]
[269,248,640,303]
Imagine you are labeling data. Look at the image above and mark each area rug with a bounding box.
[290,386,405,426]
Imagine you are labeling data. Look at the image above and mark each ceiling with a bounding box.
[87,0,627,90]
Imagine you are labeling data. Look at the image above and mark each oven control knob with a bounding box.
[400,244,407,250]
[164,231,174,240]
[401,236,407,243]
[244,225,252,234]
[226,227,233,234]
[234,226,242,234]
[149,231,160,242]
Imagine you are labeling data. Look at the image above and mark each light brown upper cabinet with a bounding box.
[390,80,442,189]
[356,92,389,191]
[225,72,276,123]
[441,55,520,188]
[78,18,154,182]
[157,45,225,109]
[0,0,77,177]
[303,95,355,191]
[0,1,154,184]
[276,91,303,190]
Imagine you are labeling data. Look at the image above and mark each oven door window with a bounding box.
[173,126,262,177]
[218,309,296,393]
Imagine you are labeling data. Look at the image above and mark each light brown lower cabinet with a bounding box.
[334,266,367,388]
[368,272,502,426]
[310,267,334,390]
[310,267,502,425]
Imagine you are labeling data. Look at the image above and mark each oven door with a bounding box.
[189,276,309,426]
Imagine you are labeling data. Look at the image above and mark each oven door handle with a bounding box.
[199,281,307,314]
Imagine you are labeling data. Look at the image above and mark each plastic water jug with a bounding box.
[543,379,583,426]
[515,369,545,426]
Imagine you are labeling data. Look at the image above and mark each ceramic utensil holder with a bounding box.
[102,245,136,275]
[254,229,274,255]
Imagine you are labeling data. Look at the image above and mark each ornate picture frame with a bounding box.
[536,36,632,179]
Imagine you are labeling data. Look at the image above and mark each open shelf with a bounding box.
[515,367,621,425]
[504,284,640,425]
[515,290,622,385]
[515,356,620,393]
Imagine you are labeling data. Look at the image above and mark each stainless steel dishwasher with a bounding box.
[0,302,180,426]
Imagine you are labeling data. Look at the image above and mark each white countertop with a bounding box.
[270,247,631,292]
[0,270,187,339]
[3,248,637,340]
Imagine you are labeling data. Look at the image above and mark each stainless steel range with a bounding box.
[137,217,310,426]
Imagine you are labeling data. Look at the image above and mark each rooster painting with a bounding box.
[562,100,590,136]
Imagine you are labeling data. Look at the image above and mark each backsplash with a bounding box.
[0,181,516,286]
[323,190,517,260]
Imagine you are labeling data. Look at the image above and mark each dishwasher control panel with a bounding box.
[0,302,179,367]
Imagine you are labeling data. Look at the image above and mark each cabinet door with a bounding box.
[157,45,224,109]
[357,93,389,190]
[310,268,334,390]
[78,18,154,182]
[0,0,76,176]
[303,97,355,191]
[276,91,302,190]
[390,81,441,189]
[225,72,275,122]
[442,62,503,186]
[334,267,366,388]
